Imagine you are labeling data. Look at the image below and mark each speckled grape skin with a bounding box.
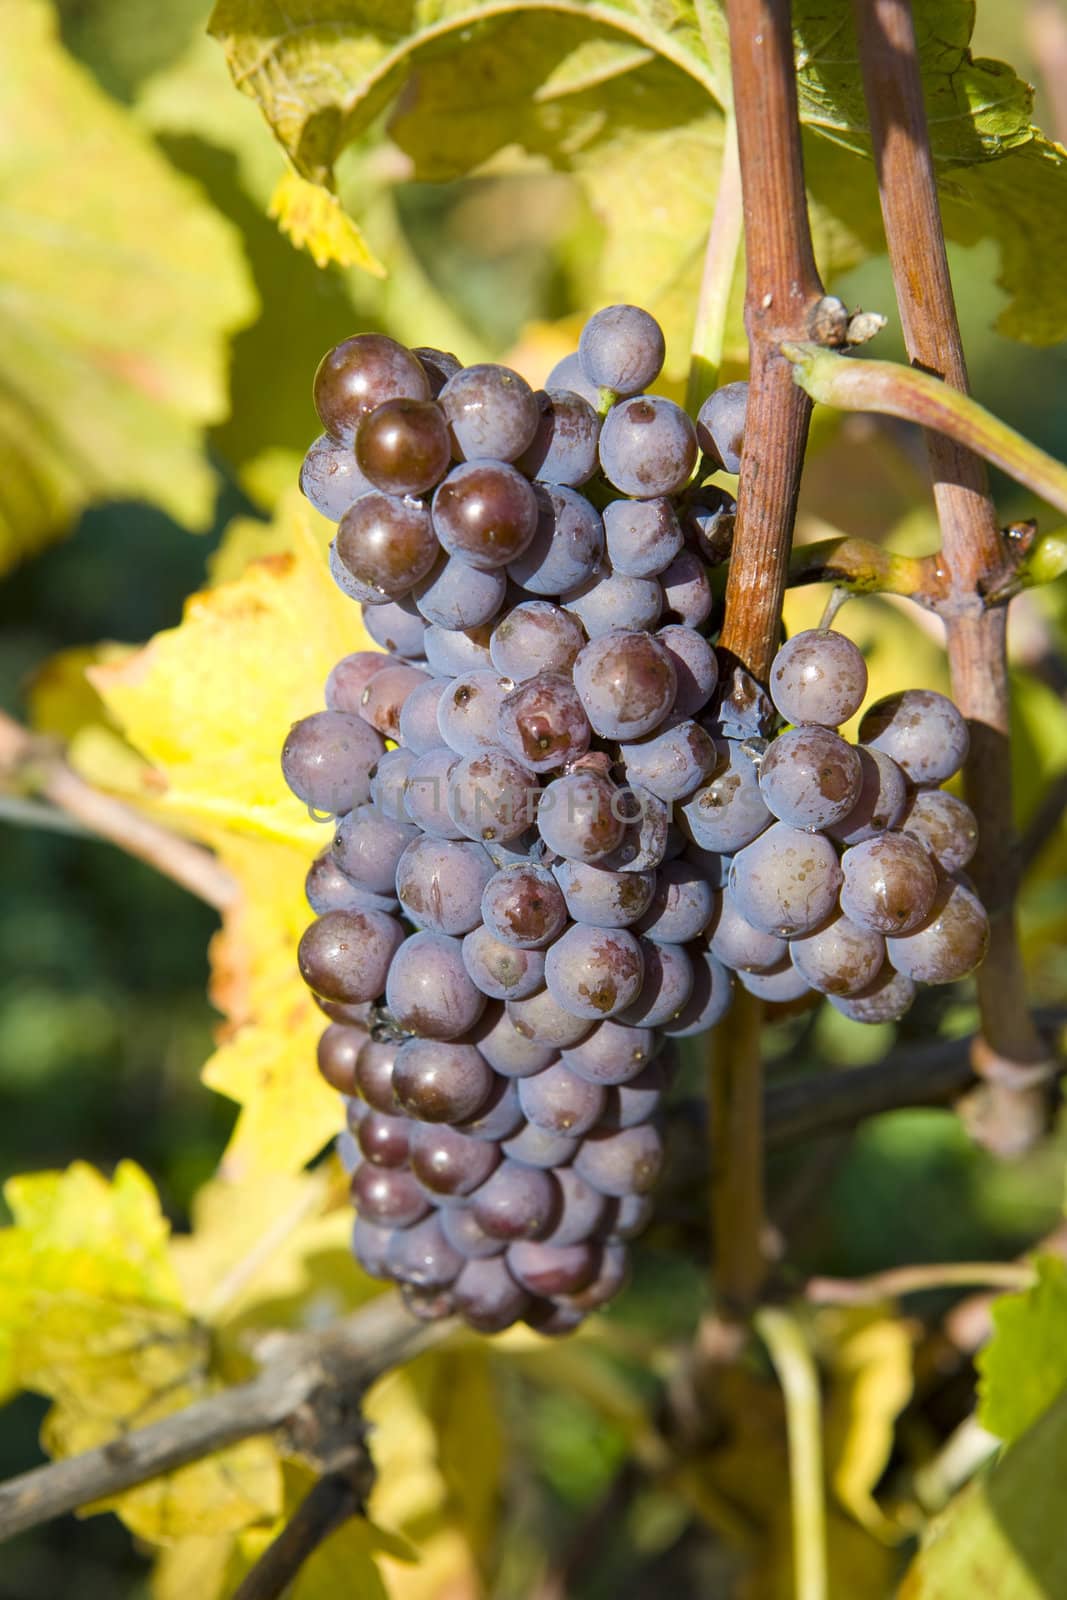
[574,1124,664,1197]
[437,671,513,758]
[598,396,698,498]
[705,884,787,973]
[281,710,384,815]
[603,497,683,577]
[385,931,487,1040]
[829,966,916,1023]
[886,878,990,982]
[578,304,666,396]
[553,860,657,928]
[839,832,939,935]
[394,835,495,935]
[758,725,863,830]
[859,689,969,784]
[362,597,427,659]
[789,911,886,996]
[497,673,591,772]
[572,631,677,741]
[729,822,843,937]
[403,748,463,838]
[737,960,814,1004]
[447,750,538,843]
[657,624,718,717]
[680,739,771,854]
[899,789,978,873]
[695,381,748,473]
[301,433,375,520]
[635,859,716,943]
[438,364,540,462]
[544,924,645,1020]
[461,925,546,999]
[537,771,627,863]
[562,570,663,640]
[618,940,693,1026]
[619,720,716,802]
[481,864,568,950]
[518,1061,606,1136]
[506,988,595,1049]
[507,484,605,595]
[516,388,601,485]
[770,629,869,727]
[826,747,908,846]
[489,601,586,682]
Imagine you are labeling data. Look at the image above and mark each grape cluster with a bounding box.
[286,306,988,1334]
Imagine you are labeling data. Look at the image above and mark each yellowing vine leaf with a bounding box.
[0,0,256,569]
[0,1162,281,1542]
[269,170,387,273]
[818,1306,914,1541]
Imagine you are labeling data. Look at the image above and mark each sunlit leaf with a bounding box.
[819,1305,914,1540]
[269,170,387,273]
[977,1255,1067,1444]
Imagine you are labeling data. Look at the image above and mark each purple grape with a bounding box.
[662,949,734,1036]
[357,662,432,741]
[307,851,397,916]
[455,1074,525,1141]
[635,860,716,943]
[325,651,391,713]
[441,1204,507,1259]
[448,749,538,843]
[542,1167,610,1247]
[680,739,771,853]
[607,1194,653,1241]
[826,747,908,846]
[659,551,712,629]
[282,710,384,816]
[350,1163,431,1229]
[524,1299,586,1335]
[501,1121,580,1169]
[516,388,600,485]
[552,860,656,928]
[403,747,463,838]
[414,346,462,396]
[695,381,748,473]
[355,1038,400,1113]
[397,677,448,756]
[401,1285,455,1322]
[507,484,604,594]
[729,822,843,937]
[859,689,969,784]
[334,492,439,601]
[314,333,430,441]
[355,398,451,495]
[600,786,671,873]
[316,1022,363,1093]
[706,884,787,972]
[470,1161,562,1241]
[681,485,736,563]
[829,966,916,1023]
[518,1061,606,1137]
[506,988,595,1049]
[899,789,978,874]
[544,924,644,1020]
[759,725,863,831]
[618,940,693,1026]
[395,835,494,935]
[578,304,665,396]
[438,364,540,461]
[386,931,487,1039]
[481,863,568,949]
[423,622,494,675]
[489,601,586,682]
[537,772,627,863]
[574,1124,663,1197]
[770,628,869,728]
[572,631,676,740]
[413,554,506,629]
[886,879,989,982]
[620,720,716,802]
[600,1058,668,1129]
[352,1215,394,1278]
[603,497,683,577]
[598,396,698,498]
[839,832,939,935]
[362,597,427,659]
[385,1213,464,1289]
[508,1240,599,1296]
[453,1255,531,1332]
[497,673,591,772]
[545,351,601,407]
[438,671,513,757]
[369,747,416,822]
[472,1002,560,1076]
[410,1124,502,1197]
[392,1037,494,1121]
[561,1241,631,1310]
[432,459,539,570]
[563,570,663,638]
[356,1110,411,1167]
[298,909,404,1003]
[461,925,546,999]
[656,624,718,718]
[790,910,886,996]
[300,433,375,520]
[331,802,418,894]
[737,961,814,1004]
[561,1020,656,1085]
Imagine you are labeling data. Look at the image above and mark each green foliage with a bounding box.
[978,1256,1067,1443]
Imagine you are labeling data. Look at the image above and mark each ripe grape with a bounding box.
[316,1022,363,1093]
[413,554,506,629]
[507,988,595,1049]
[508,484,605,594]
[461,925,546,999]
[356,1110,412,1167]
[453,1256,531,1332]
[729,822,842,937]
[619,940,694,1026]
[662,949,734,1036]
[737,961,813,1003]
[354,1038,400,1113]
[395,835,494,935]
[441,1205,507,1259]
[423,622,494,674]
[413,346,462,396]
[448,749,538,842]
[561,1019,656,1086]
[899,789,978,873]
[298,909,404,1003]
[635,859,716,943]
[357,662,431,740]
[572,630,676,740]
[472,1003,559,1076]
[563,570,663,637]
[497,673,591,772]
[392,1037,494,1122]
[386,931,487,1039]
[789,911,886,996]
[300,433,375,520]
[481,863,568,949]
[352,1215,394,1278]
[598,396,698,498]
[518,1061,606,1137]
[839,832,939,935]
[432,459,539,569]
[578,304,666,396]
[502,1121,580,1169]
[574,1124,664,1197]
[438,671,513,757]
[544,924,645,1020]
[705,885,787,972]
[403,748,462,838]
[355,398,451,495]
[438,364,540,461]
[660,551,712,629]
[409,1123,501,1197]
[826,747,908,846]
[770,629,868,728]
[350,1163,431,1229]
[516,388,600,485]
[545,351,602,407]
[314,333,430,441]
[620,720,716,802]
[543,1167,610,1247]
[600,1059,670,1130]
[385,1214,463,1289]
[282,710,384,815]
[604,497,683,577]
[829,967,916,1023]
[859,689,969,784]
[601,786,671,872]
[695,381,748,473]
[553,860,656,928]
[886,879,990,982]
[455,1073,525,1140]
[334,491,439,601]
[508,1240,599,1296]
[469,1161,562,1241]
[332,803,417,894]
[680,739,771,853]
[489,601,586,681]
[307,843,398,912]
[396,677,447,756]
[537,771,627,862]
[362,597,427,658]
[758,725,863,831]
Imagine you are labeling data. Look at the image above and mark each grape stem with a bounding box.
[0,708,237,912]
[232,1467,370,1600]
[805,1260,1035,1305]
[851,0,1053,1155]
[753,1307,828,1600]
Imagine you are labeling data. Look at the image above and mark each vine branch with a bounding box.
[0,710,237,913]
[851,0,1053,1154]
[233,1467,370,1600]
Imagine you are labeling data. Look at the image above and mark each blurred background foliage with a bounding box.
[1,0,1066,1596]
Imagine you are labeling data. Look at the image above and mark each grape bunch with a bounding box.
[284,304,988,1335]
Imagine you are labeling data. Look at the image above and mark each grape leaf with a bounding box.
[0,0,256,570]
[898,1387,1067,1599]
[977,1255,1067,1444]
[819,1306,914,1540]
[0,1162,282,1541]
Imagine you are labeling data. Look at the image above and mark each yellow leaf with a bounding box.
[269,171,386,275]
[819,1306,915,1542]
[25,643,135,744]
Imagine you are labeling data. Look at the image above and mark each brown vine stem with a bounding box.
[232,1469,369,1600]
[0,709,237,913]
[852,0,1052,1155]
[806,1260,1034,1306]
[709,0,828,1313]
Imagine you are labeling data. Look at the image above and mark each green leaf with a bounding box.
[0,0,256,570]
[898,1387,1067,1599]
[977,1256,1067,1444]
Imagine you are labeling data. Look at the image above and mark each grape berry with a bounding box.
[288,306,988,1336]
